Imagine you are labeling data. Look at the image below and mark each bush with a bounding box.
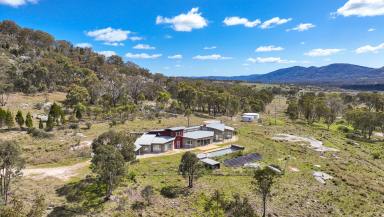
[68,123,79,129]
[27,128,53,138]
[338,125,350,133]
[131,201,146,211]
[85,122,92,130]
[160,186,188,198]
[372,151,381,160]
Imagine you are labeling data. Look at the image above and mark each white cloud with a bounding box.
[204,46,217,50]
[255,45,284,52]
[287,23,316,32]
[104,42,124,46]
[305,48,343,57]
[355,42,384,54]
[130,36,143,41]
[87,27,130,43]
[368,28,376,32]
[337,0,384,17]
[75,43,92,48]
[164,35,173,39]
[260,17,292,29]
[156,8,208,32]
[0,0,37,7]
[247,57,295,64]
[193,54,232,60]
[133,44,156,50]
[125,53,162,59]
[175,64,182,68]
[223,16,261,28]
[168,54,183,59]
[97,51,116,58]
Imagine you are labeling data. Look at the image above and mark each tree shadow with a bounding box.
[48,176,106,217]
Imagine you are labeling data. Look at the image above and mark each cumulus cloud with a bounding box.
[204,46,217,50]
[305,48,343,57]
[355,42,384,54]
[255,45,284,52]
[104,42,124,46]
[75,43,92,48]
[133,44,156,50]
[97,51,117,58]
[287,23,316,32]
[125,53,162,59]
[130,36,143,41]
[168,54,183,59]
[223,16,261,28]
[193,54,232,60]
[337,0,384,17]
[156,8,208,32]
[368,28,376,32]
[247,57,295,64]
[260,17,292,29]
[87,27,130,43]
[0,0,37,7]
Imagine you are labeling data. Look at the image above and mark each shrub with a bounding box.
[160,186,188,198]
[68,123,79,129]
[85,122,92,130]
[338,125,350,133]
[27,128,53,138]
[131,201,146,211]
[372,151,381,160]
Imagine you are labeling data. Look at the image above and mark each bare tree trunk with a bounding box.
[262,195,267,217]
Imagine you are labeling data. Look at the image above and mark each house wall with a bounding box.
[224,130,233,139]
[170,130,184,149]
[151,141,173,153]
[183,137,213,149]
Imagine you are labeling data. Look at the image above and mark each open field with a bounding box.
[2,93,384,216]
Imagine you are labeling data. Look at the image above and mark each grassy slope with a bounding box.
[3,93,384,216]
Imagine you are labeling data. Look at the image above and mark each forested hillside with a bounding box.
[0,20,279,119]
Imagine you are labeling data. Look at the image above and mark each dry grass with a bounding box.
[3,95,384,217]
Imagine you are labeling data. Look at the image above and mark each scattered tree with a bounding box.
[179,151,202,188]
[252,166,281,217]
[0,140,25,205]
[15,111,24,129]
[91,145,125,200]
[25,112,33,129]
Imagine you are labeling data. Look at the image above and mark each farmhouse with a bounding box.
[134,121,235,155]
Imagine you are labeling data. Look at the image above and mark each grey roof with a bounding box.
[134,134,174,146]
[135,143,142,152]
[206,123,225,131]
[183,130,214,140]
[152,136,174,144]
[225,126,235,131]
[166,126,186,131]
[201,158,220,166]
[184,126,202,132]
[243,113,259,116]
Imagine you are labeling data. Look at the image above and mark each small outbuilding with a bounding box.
[241,113,260,122]
[200,158,220,169]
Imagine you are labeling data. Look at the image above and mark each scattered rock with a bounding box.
[272,134,339,152]
[313,171,333,184]
[289,167,300,172]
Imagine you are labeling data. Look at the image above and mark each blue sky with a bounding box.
[1,0,384,76]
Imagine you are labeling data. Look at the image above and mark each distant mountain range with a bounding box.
[199,64,384,86]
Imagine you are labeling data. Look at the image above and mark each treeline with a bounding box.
[286,92,344,129]
[0,20,151,94]
[0,20,279,120]
[287,91,384,139]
